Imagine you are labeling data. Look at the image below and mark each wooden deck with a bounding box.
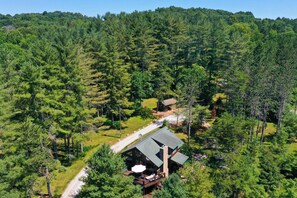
[133,173,164,188]
[123,170,134,176]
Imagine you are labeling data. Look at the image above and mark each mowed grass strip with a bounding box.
[48,116,154,196]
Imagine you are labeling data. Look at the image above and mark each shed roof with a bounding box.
[162,98,177,106]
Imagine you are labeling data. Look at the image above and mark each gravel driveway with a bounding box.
[61,114,183,198]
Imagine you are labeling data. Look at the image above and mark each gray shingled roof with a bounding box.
[151,127,183,150]
[134,138,163,167]
[122,127,186,167]
[171,151,189,165]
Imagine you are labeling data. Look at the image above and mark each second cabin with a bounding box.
[157,98,177,111]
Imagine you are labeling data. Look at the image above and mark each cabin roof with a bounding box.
[122,127,186,167]
[161,98,177,106]
[151,127,183,150]
[171,151,189,165]
[135,138,163,167]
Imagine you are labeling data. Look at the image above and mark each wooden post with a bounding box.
[143,174,145,195]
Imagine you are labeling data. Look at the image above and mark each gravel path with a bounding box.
[61,114,183,198]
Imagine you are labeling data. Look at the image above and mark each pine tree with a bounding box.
[178,64,206,145]
[153,173,188,198]
[77,47,109,128]
[95,33,133,123]
[78,144,141,198]
[179,162,215,198]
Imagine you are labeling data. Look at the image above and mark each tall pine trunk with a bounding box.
[72,137,75,155]
[64,136,67,152]
[111,114,114,126]
[76,143,79,158]
[52,136,58,159]
[187,100,193,146]
[67,135,70,165]
[276,97,285,134]
[249,108,255,142]
[187,117,191,146]
[260,103,268,144]
[46,167,52,198]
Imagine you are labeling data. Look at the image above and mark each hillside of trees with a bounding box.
[0,7,296,197]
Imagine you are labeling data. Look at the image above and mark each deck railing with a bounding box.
[133,173,164,188]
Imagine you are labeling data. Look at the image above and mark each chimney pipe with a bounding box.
[162,145,169,178]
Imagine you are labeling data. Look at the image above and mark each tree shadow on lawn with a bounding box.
[101,127,128,139]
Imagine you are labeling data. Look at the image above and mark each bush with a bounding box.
[104,119,112,126]
[175,126,184,133]
[103,119,122,130]
[139,107,155,119]
[113,121,122,130]
[162,120,169,127]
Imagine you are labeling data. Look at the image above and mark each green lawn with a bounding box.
[84,116,155,147]
[48,116,154,196]
[251,122,276,139]
[142,98,158,110]
[264,122,276,136]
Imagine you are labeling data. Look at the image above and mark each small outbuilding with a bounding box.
[157,98,177,111]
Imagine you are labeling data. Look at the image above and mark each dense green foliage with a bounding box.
[77,144,141,198]
[165,114,296,198]
[0,7,297,197]
[153,173,188,198]
[179,162,214,198]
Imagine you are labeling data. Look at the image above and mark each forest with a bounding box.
[0,6,296,197]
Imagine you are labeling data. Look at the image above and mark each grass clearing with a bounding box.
[84,116,154,147]
[251,122,276,139]
[51,159,85,196]
[287,142,297,154]
[48,116,154,196]
[142,98,157,110]
[264,122,276,136]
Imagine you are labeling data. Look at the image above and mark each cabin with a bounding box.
[157,98,177,111]
[122,127,188,192]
